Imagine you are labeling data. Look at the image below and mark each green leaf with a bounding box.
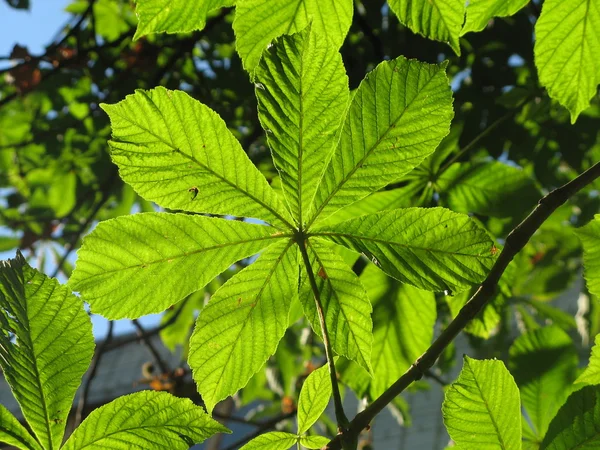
[133,0,234,40]
[233,0,353,73]
[534,0,600,123]
[575,334,600,386]
[299,238,373,373]
[360,264,436,398]
[447,290,505,338]
[0,404,43,450]
[509,326,578,440]
[438,161,540,218]
[48,171,76,218]
[388,0,465,54]
[297,364,332,434]
[255,27,349,224]
[101,88,292,228]
[299,435,330,449]
[159,291,203,352]
[576,215,600,298]
[188,240,298,413]
[62,391,229,449]
[462,0,529,35]
[521,298,577,331]
[307,56,454,225]
[540,385,600,450]
[442,356,522,450]
[69,213,286,319]
[314,208,496,293]
[0,235,20,252]
[239,431,297,450]
[0,252,94,450]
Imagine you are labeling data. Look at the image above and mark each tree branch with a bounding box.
[297,237,349,432]
[326,160,600,449]
[132,319,171,375]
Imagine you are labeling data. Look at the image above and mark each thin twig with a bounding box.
[298,237,349,431]
[75,321,114,426]
[132,320,171,375]
[221,410,296,450]
[326,160,600,449]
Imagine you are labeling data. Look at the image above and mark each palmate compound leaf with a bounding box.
[509,326,578,442]
[233,0,353,74]
[297,364,332,434]
[313,208,497,293]
[299,238,373,373]
[240,431,298,450]
[69,213,288,319]
[534,0,600,123]
[133,0,235,40]
[61,391,229,450]
[388,0,465,55]
[0,404,43,450]
[306,56,454,226]
[461,0,529,35]
[442,357,522,450]
[575,334,600,386]
[0,252,94,450]
[576,215,600,298]
[359,264,436,399]
[188,239,298,413]
[100,87,293,229]
[540,385,600,450]
[255,26,349,224]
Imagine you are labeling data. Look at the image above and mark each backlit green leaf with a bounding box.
[133,0,234,40]
[240,431,297,450]
[297,364,332,434]
[509,326,578,441]
[576,215,600,298]
[69,213,286,319]
[360,264,436,398]
[575,334,600,386]
[299,435,330,449]
[534,0,600,122]
[299,238,373,373]
[462,0,529,35]
[314,208,496,293]
[62,391,229,450]
[233,0,353,73]
[188,240,298,413]
[443,356,522,449]
[0,405,42,450]
[0,252,94,450]
[388,0,465,54]
[255,27,349,224]
[308,57,453,225]
[540,385,600,450]
[101,88,292,228]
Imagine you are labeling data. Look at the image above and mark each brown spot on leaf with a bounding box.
[317,267,327,279]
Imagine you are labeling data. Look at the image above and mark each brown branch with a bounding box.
[326,160,600,449]
[132,320,171,375]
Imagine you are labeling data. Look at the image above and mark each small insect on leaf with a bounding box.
[317,266,328,280]
[490,245,499,256]
[188,186,199,200]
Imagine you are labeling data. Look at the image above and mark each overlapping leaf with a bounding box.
[299,238,373,373]
[534,0,600,122]
[540,385,600,450]
[0,405,42,450]
[360,264,436,398]
[462,0,529,35]
[576,215,600,298]
[62,391,229,449]
[443,357,522,449]
[307,56,454,225]
[240,432,297,450]
[509,326,578,441]
[297,364,332,434]
[69,213,286,319]
[188,240,298,412]
[101,88,292,228]
[133,0,234,40]
[233,0,353,73]
[300,435,330,449]
[388,0,465,54]
[255,27,349,223]
[314,208,496,293]
[576,334,600,386]
[0,253,94,450]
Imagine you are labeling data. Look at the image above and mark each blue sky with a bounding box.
[1,1,162,338]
